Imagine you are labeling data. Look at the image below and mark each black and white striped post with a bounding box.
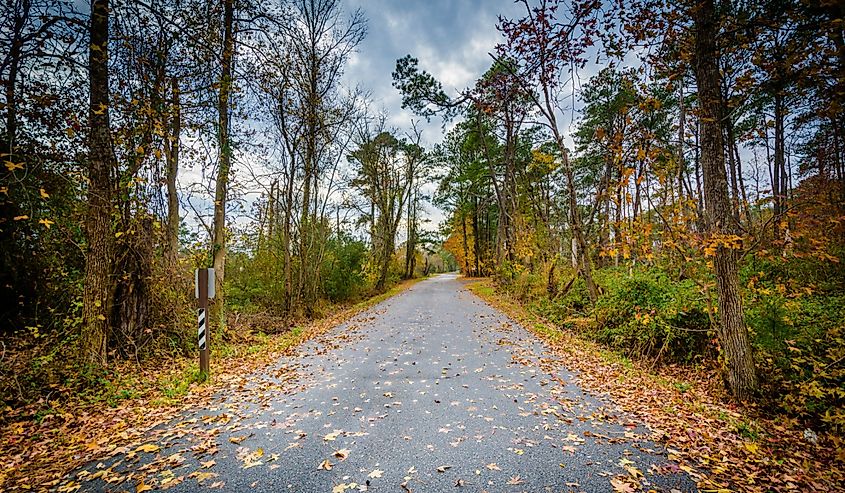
[195,268,215,377]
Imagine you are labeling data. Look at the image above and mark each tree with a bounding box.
[402,125,428,279]
[279,0,366,308]
[349,129,414,291]
[497,0,601,302]
[210,0,235,336]
[82,0,116,365]
[693,0,758,399]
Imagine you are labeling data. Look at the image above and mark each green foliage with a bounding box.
[226,232,374,317]
[322,235,368,302]
[392,55,453,120]
[740,255,845,430]
[591,268,711,362]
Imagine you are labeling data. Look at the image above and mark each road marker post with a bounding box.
[195,268,215,377]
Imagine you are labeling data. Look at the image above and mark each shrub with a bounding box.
[322,235,368,302]
[591,267,711,363]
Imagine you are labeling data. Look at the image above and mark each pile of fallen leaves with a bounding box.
[467,278,845,492]
[0,279,422,491]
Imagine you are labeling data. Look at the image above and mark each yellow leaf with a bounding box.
[40,188,49,198]
[14,215,29,221]
[135,443,160,453]
[136,481,153,493]
[39,218,54,229]
[323,430,342,441]
[4,161,24,171]
[743,442,759,454]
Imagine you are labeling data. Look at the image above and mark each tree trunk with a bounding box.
[677,82,686,204]
[472,194,481,276]
[165,76,181,261]
[4,20,21,159]
[557,138,599,303]
[82,0,116,366]
[404,186,415,279]
[773,92,785,241]
[283,160,295,316]
[211,0,234,336]
[693,0,758,400]
[461,208,470,275]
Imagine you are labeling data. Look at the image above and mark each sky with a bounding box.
[342,0,523,138]
[335,0,526,232]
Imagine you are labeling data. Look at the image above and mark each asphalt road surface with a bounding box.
[69,274,695,492]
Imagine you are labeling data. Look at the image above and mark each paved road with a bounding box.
[70,274,694,492]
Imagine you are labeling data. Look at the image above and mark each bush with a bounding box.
[528,273,591,324]
[746,264,845,430]
[322,235,368,302]
[591,267,711,362]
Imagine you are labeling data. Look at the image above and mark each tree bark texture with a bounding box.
[82,0,116,365]
[693,0,758,400]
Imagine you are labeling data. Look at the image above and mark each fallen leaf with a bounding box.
[334,448,350,460]
[135,444,160,454]
[324,430,342,441]
[610,477,636,493]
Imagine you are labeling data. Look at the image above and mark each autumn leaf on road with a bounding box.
[135,444,160,454]
[610,477,637,493]
[333,448,350,460]
[323,430,342,441]
[506,475,524,485]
